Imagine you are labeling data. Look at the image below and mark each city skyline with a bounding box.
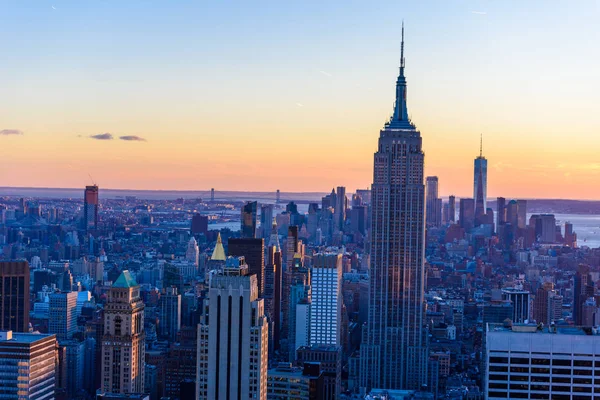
[1,1,600,199]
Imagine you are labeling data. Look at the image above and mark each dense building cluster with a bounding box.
[2,28,600,400]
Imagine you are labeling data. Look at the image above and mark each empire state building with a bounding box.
[359,25,428,391]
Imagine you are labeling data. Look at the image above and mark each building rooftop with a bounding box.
[211,233,226,261]
[0,331,56,344]
[112,270,138,288]
[488,323,600,336]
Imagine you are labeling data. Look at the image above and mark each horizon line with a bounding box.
[2,186,600,203]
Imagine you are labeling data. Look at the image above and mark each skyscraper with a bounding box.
[448,195,456,223]
[0,261,30,332]
[264,220,283,351]
[190,213,208,236]
[473,136,487,219]
[485,323,600,400]
[459,198,475,232]
[159,286,181,341]
[334,186,346,232]
[516,199,527,229]
[360,25,428,391]
[0,331,58,400]
[49,291,78,341]
[425,176,441,227]
[101,271,145,394]
[260,204,274,240]
[309,254,342,347]
[241,201,258,238]
[196,257,269,400]
[84,185,99,233]
[496,197,506,229]
[228,237,265,296]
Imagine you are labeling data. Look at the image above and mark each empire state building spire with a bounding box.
[389,22,411,128]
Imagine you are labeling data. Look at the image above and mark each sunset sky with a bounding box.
[1,1,599,199]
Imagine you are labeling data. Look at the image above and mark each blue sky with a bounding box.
[1,1,599,198]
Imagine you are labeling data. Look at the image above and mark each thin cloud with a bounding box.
[296,103,304,107]
[471,11,487,15]
[89,133,114,140]
[120,135,147,142]
[319,70,333,77]
[0,129,24,136]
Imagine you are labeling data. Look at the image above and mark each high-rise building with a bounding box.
[516,199,527,229]
[473,136,487,220]
[448,195,456,223]
[287,266,311,361]
[84,185,99,233]
[547,291,563,323]
[186,237,199,268]
[309,254,342,347]
[241,201,258,238]
[49,291,78,341]
[0,261,30,332]
[266,362,324,400]
[196,257,269,400]
[165,327,197,399]
[496,197,506,229]
[501,288,530,323]
[564,222,577,247]
[459,198,475,232]
[334,187,346,232]
[321,189,336,211]
[485,323,600,400]
[574,264,593,326]
[285,226,303,268]
[101,271,145,394]
[260,204,274,240]
[533,282,554,324]
[529,214,557,243]
[360,26,428,391]
[264,221,283,351]
[159,286,181,341]
[228,238,265,296]
[210,188,215,202]
[297,345,342,400]
[191,213,208,236]
[0,331,58,400]
[425,176,441,227]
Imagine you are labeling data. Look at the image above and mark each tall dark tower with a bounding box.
[0,261,30,332]
[84,185,99,233]
[474,135,487,222]
[360,24,428,391]
[241,201,258,238]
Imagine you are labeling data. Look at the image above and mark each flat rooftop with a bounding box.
[0,331,56,344]
[488,323,600,336]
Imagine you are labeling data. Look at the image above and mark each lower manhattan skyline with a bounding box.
[2,1,600,199]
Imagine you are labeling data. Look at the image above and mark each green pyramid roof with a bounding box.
[112,270,138,288]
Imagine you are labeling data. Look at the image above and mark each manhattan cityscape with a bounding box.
[1,2,600,400]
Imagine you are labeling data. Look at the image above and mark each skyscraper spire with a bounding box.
[400,21,405,76]
[480,134,483,158]
[389,22,412,128]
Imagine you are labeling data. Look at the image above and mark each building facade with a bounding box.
[0,331,58,400]
[360,26,428,391]
[309,254,342,346]
[196,257,269,400]
[84,185,99,233]
[101,271,145,394]
[486,323,600,399]
[0,261,30,333]
[49,291,78,341]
